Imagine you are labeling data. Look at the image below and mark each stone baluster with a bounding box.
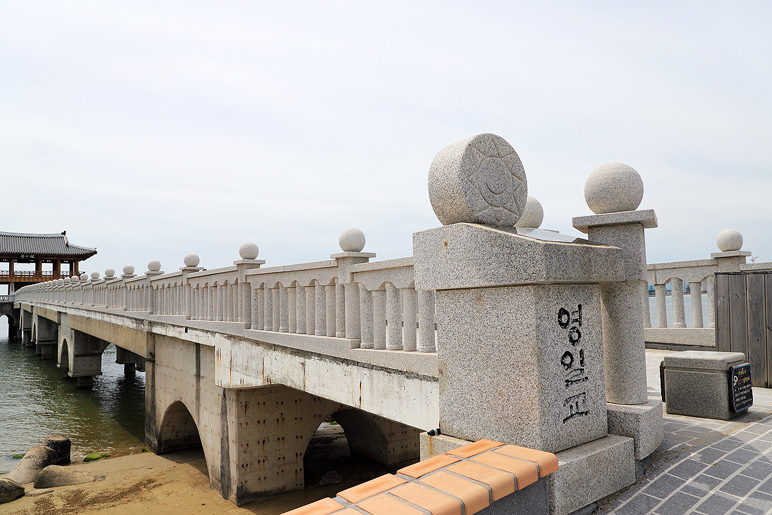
[417,290,436,353]
[288,286,297,333]
[256,287,265,329]
[325,284,336,337]
[263,284,273,331]
[671,278,686,328]
[654,284,667,328]
[226,283,234,322]
[295,285,306,334]
[207,285,214,321]
[359,285,374,349]
[279,285,289,332]
[385,283,402,350]
[305,285,315,335]
[372,289,386,350]
[689,281,704,328]
[217,284,225,321]
[250,287,260,330]
[402,287,417,351]
[336,282,345,338]
[272,287,280,331]
[314,282,326,336]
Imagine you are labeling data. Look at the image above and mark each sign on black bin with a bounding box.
[729,363,753,413]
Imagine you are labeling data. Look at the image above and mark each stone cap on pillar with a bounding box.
[413,223,624,291]
[711,250,751,259]
[572,209,658,234]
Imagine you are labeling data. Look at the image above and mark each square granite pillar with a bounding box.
[414,222,625,453]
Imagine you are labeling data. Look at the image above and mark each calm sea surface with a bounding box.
[0,326,145,474]
[648,293,710,328]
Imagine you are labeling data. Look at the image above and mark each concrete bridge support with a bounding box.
[33,314,58,359]
[146,334,420,506]
[20,308,32,345]
[57,324,109,388]
[115,346,145,374]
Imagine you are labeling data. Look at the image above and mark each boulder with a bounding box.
[43,436,71,465]
[33,465,105,489]
[0,478,24,504]
[7,446,57,484]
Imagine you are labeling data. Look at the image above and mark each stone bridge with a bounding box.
[12,135,665,514]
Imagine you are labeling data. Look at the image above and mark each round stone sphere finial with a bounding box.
[584,162,644,214]
[123,265,135,275]
[428,133,528,227]
[71,275,79,283]
[717,229,743,252]
[64,277,71,285]
[339,228,366,252]
[105,268,115,278]
[239,242,259,260]
[147,260,161,272]
[184,253,200,267]
[91,271,100,280]
[514,196,544,229]
[80,273,88,282]
[57,279,64,286]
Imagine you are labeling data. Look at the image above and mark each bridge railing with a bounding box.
[0,295,13,303]
[12,231,438,354]
[643,230,772,348]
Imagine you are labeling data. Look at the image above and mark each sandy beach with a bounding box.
[0,425,392,515]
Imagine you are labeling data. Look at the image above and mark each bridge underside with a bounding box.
[18,302,431,505]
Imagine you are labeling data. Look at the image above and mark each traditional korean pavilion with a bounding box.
[0,231,97,294]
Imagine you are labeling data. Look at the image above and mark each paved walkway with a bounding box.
[598,350,772,515]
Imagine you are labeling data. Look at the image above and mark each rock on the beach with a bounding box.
[0,478,24,504]
[318,471,343,486]
[43,436,71,465]
[7,446,57,484]
[33,465,105,488]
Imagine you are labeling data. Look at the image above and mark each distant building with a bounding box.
[0,231,96,294]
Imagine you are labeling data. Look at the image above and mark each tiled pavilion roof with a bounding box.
[0,231,97,259]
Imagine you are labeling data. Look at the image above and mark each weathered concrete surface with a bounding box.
[7,446,57,484]
[0,478,24,504]
[33,465,105,488]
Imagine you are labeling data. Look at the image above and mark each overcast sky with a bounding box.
[1,1,770,278]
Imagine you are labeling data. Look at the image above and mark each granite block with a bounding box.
[436,283,607,453]
[428,133,528,227]
[419,433,471,460]
[572,209,658,233]
[413,223,624,291]
[663,351,748,420]
[548,435,635,515]
[606,399,663,460]
[477,479,549,515]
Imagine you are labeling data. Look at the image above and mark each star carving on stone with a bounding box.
[463,134,527,226]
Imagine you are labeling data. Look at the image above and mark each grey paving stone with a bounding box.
[669,459,709,480]
[614,493,661,514]
[726,448,765,465]
[694,492,741,515]
[739,461,772,481]
[645,474,686,499]
[740,424,770,435]
[692,447,727,465]
[720,474,761,497]
[712,438,745,452]
[704,459,745,480]
[755,477,772,495]
[653,492,700,515]
[681,474,722,497]
[734,496,772,515]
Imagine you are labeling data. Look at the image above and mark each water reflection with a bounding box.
[0,337,145,473]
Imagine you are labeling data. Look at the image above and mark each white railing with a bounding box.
[0,295,13,303]
[13,243,438,355]
[644,241,772,348]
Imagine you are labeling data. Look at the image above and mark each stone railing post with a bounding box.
[120,266,136,310]
[144,261,164,315]
[573,163,657,406]
[710,229,751,329]
[332,228,376,344]
[180,254,203,320]
[654,283,667,327]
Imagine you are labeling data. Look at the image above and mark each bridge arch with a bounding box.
[58,338,70,372]
[157,400,205,455]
